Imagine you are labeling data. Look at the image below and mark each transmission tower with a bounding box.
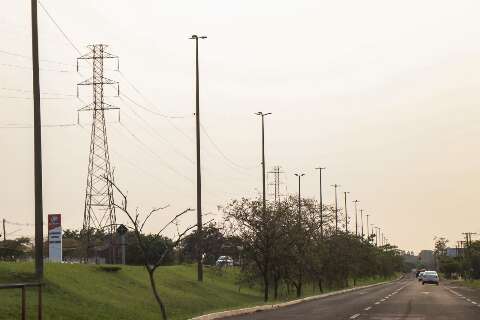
[77,44,120,260]
[268,166,284,203]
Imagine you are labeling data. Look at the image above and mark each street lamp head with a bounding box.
[189,35,207,39]
[315,167,326,170]
[294,173,305,177]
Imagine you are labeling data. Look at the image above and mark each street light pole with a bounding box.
[360,209,364,238]
[255,111,271,251]
[331,184,340,233]
[353,200,359,236]
[190,34,207,282]
[294,173,305,217]
[375,227,380,247]
[315,167,326,239]
[366,214,370,242]
[31,0,44,280]
[343,191,349,233]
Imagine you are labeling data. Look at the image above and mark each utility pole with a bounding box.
[294,173,305,217]
[360,209,364,238]
[343,191,349,233]
[366,214,370,241]
[462,232,477,246]
[31,0,44,280]
[353,200,359,236]
[255,112,271,212]
[190,34,207,282]
[315,167,326,239]
[376,227,380,246]
[2,218,5,242]
[331,184,340,233]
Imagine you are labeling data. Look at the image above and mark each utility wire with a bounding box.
[0,48,73,67]
[0,123,77,128]
[118,122,195,184]
[38,1,82,55]
[200,123,259,171]
[118,72,191,119]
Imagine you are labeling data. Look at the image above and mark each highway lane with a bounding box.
[225,275,480,320]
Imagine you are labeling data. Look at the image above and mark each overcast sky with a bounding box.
[1,0,480,253]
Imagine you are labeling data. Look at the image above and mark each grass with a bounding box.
[450,279,480,289]
[0,262,397,320]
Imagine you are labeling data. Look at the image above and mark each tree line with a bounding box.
[1,194,405,305]
[434,237,480,280]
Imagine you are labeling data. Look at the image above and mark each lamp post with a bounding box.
[343,191,349,233]
[294,173,305,217]
[315,167,326,239]
[190,34,207,282]
[331,184,340,233]
[353,200,359,236]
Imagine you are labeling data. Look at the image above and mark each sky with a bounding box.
[1,0,480,253]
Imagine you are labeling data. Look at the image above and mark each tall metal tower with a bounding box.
[77,44,119,258]
[268,166,284,203]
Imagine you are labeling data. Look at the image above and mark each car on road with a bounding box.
[418,271,425,282]
[422,271,439,285]
[216,256,234,267]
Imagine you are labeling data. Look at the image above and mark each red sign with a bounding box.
[48,214,61,231]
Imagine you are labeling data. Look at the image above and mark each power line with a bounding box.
[0,48,74,67]
[118,122,195,184]
[0,62,74,73]
[200,122,258,171]
[118,72,191,119]
[0,87,76,97]
[0,123,77,128]
[38,1,82,55]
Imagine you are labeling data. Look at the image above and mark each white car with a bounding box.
[216,256,234,267]
[422,271,439,285]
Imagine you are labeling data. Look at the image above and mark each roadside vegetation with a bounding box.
[434,237,480,282]
[1,195,405,319]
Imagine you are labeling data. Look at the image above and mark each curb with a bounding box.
[190,275,404,320]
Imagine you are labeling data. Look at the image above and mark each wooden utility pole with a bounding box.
[31,0,44,280]
[2,218,6,241]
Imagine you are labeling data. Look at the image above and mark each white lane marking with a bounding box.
[364,306,372,311]
[472,301,477,305]
[375,302,381,305]
[381,299,386,302]
[350,314,360,319]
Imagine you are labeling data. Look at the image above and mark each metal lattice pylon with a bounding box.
[77,44,120,255]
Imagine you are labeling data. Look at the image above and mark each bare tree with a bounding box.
[109,179,196,320]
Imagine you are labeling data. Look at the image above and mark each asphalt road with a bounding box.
[226,275,480,320]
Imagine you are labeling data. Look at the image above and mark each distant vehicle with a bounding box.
[216,256,234,267]
[422,271,439,285]
[418,271,425,282]
[416,268,426,278]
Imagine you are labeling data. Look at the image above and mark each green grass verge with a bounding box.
[449,279,480,289]
[0,262,397,320]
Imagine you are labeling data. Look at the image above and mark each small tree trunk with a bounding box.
[147,269,168,320]
[296,282,302,298]
[263,273,269,302]
[318,278,323,293]
[274,276,279,300]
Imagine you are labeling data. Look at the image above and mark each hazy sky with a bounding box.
[1,0,480,253]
